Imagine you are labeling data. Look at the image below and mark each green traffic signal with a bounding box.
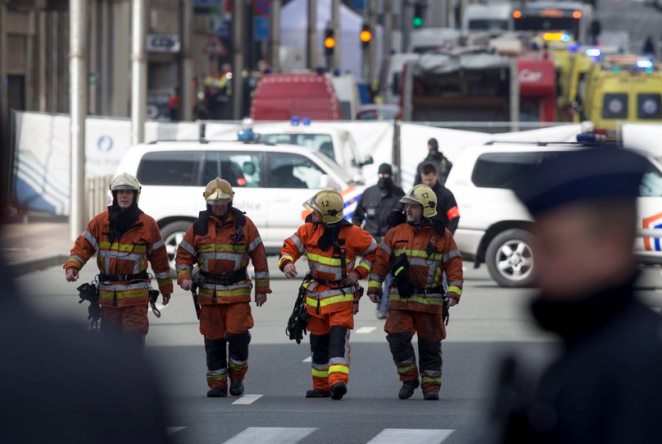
[412,16,423,28]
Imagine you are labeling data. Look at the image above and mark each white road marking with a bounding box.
[355,326,377,334]
[166,427,186,435]
[232,394,263,405]
[366,428,454,444]
[223,427,317,444]
[303,356,312,362]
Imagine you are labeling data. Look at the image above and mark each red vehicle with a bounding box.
[250,73,341,121]
[517,58,557,122]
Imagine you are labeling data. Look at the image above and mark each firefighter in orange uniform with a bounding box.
[280,190,378,400]
[176,178,270,398]
[367,184,463,400]
[64,173,173,346]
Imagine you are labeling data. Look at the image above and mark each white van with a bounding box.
[446,142,662,287]
[463,3,513,33]
[256,123,374,183]
[116,141,364,269]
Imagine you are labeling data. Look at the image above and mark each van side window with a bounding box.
[137,151,203,185]
[202,152,261,188]
[640,160,662,198]
[267,153,326,189]
[471,152,540,189]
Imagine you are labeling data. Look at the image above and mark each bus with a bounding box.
[512,1,592,43]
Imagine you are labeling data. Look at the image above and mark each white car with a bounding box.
[446,142,662,287]
[256,123,374,183]
[115,140,364,269]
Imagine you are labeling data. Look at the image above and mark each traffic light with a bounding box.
[324,28,336,56]
[360,23,372,48]
[413,1,425,28]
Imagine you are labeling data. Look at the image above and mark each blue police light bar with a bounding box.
[637,59,653,69]
[568,43,580,52]
[585,48,601,57]
[290,116,301,126]
[302,118,312,126]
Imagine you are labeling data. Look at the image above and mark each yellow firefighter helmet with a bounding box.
[303,189,345,224]
[203,177,234,203]
[400,184,438,218]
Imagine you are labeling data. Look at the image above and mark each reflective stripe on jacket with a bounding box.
[279,222,378,315]
[63,212,173,307]
[368,222,463,314]
[175,211,271,305]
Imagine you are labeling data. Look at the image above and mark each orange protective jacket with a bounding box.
[175,211,271,305]
[279,222,378,315]
[368,221,463,314]
[64,212,173,308]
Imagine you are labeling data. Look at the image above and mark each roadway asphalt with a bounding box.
[16,264,662,444]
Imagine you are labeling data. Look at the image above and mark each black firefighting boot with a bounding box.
[423,391,439,400]
[398,380,420,400]
[207,387,227,398]
[306,389,331,398]
[230,381,245,397]
[330,381,347,400]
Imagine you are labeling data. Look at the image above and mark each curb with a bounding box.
[9,255,68,276]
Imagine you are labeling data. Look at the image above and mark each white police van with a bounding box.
[446,141,662,287]
[115,140,364,270]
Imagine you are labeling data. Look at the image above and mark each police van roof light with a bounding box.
[291,116,301,126]
[302,118,312,126]
[586,48,601,57]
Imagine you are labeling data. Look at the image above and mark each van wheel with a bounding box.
[160,221,192,274]
[486,229,535,288]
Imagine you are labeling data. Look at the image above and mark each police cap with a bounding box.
[513,146,648,216]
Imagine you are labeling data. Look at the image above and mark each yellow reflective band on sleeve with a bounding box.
[394,266,405,276]
[278,255,294,268]
[329,364,350,375]
[357,259,372,271]
[306,294,354,307]
[67,256,83,268]
[311,368,329,378]
[368,280,382,288]
[447,286,462,296]
[306,253,342,266]
[255,279,269,288]
[395,249,443,261]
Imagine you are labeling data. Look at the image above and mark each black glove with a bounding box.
[391,254,415,298]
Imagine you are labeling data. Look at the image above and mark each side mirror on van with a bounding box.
[359,155,374,168]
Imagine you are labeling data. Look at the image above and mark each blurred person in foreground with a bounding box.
[0,240,170,442]
[487,147,662,444]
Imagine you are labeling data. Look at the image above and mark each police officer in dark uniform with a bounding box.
[414,138,453,186]
[419,163,460,234]
[352,163,405,319]
[487,147,662,444]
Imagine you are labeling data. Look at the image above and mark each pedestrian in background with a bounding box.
[419,163,460,234]
[167,86,181,122]
[352,163,405,319]
[487,147,662,443]
[414,138,453,186]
